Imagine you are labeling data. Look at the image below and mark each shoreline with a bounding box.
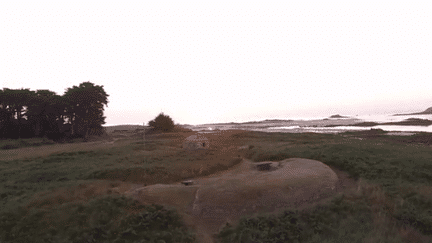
[104,117,432,135]
[189,118,432,135]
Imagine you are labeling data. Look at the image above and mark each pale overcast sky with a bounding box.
[1,0,431,125]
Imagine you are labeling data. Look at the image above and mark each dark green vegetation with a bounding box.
[148,113,176,133]
[218,131,432,242]
[0,82,108,140]
[0,195,195,243]
[1,129,432,242]
[218,195,374,243]
[0,137,56,150]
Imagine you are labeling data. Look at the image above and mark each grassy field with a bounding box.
[0,137,56,150]
[0,128,244,243]
[217,131,432,242]
[0,128,432,242]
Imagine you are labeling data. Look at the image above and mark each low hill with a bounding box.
[329,114,350,119]
[326,118,432,127]
[393,107,432,116]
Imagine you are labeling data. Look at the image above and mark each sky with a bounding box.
[1,0,431,126]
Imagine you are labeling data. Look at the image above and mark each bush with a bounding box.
[148,113,175,132]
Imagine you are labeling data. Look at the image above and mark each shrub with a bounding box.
[148,113,175,132]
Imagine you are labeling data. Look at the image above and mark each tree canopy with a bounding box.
[0,81,109,140]
[148,113,175,132]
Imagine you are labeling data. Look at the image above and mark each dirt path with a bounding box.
[125,156,358,243]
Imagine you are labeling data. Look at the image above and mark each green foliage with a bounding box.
[148,113,175,132]
[0,82,109,140]
[63,82,109,138]
[393,192,432,235]
[217,195,373,243]
[0,195,195,243]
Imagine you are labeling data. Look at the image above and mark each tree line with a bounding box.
[0,81,108,141]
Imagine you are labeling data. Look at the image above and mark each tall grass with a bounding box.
[0,137,56,150]
[218,180,427,243]
[0,195,195,243]
[218,193,374,243]
[218,131,432,242]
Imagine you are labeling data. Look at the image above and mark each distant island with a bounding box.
[259,119,294,123]
[328,114,350,119]
[393,107,432,116]
[204,119,295,125]
[326,118,432,127]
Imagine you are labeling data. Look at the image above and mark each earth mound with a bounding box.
[125,157,339,241]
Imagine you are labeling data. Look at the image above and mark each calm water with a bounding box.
[355,114,432,123]
[269,114,432,133]
[105,114,432,134]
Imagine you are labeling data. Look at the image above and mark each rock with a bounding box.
[238,145,254,150]
[252,162,280,171]
[108,187,121,194]
[182,180,194,186]
[256,163,271,171]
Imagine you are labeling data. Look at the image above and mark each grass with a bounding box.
[1,130,432,242]
[0,137,56,150]
[0,132,243,242]
[217,131,432,242]
[0,195,195,243]
[0,137,242,211]
[217,193,374,243]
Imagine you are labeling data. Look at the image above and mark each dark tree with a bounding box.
[0,88,35,138]
[25,90,62,137]
[0,82,108,141]
[148,113,175,132]
[63,82,109,140]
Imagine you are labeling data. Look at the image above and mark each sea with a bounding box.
[105,114,432,134]
[265,114,432,134]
